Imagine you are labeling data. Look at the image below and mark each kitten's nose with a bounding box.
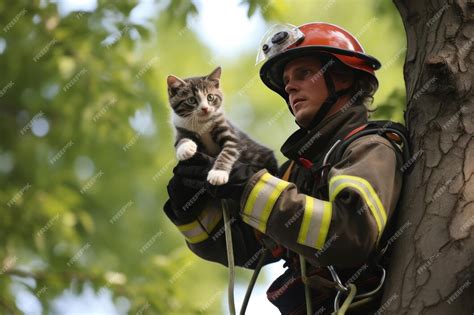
[201,107,209,114]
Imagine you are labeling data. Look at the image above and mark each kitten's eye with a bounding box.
[187,97,197,104]
[207,94,215,102]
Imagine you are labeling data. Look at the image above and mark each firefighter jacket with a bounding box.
[163,104,404,311]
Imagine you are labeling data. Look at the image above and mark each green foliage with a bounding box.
[371,87,406,122]
[162,0,198,26]
[0,0,406,313]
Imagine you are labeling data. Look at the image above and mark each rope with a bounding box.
[332,284,357,315]
[222,200,236,315]
[299,255,313,315]
[240,248,269,315]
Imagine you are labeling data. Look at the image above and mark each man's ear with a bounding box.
[206,66,221,88]
[334,70,355,89]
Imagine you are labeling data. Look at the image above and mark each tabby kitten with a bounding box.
[167,66,278,185]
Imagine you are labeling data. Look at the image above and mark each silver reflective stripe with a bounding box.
[198,206,223,233]
[250,176,282,218]
[297,196,332,249]
[242,173,290,232]
[178,206,224,244]
[178,220,208,244]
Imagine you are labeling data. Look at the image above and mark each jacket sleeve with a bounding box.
[162,162,292,269]
[239,135,403,268]
[163,197,279,269]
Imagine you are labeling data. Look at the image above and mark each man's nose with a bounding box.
[284,80,298,94]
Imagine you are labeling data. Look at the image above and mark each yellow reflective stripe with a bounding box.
[177,220,201,232]
[318,201,332,249]
[177,220,208,244]
[297,196,333,250]
[177,206,224,244]
[297,196,313,246]
[243,173,272,218]
[258,180,290,232]
[242,172,290,233]
[329,175,387,238]
[347,176,387,223]
[330,175,386,232]
[186,231,208,243]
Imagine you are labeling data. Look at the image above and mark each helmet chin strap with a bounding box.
[295,70,352,130]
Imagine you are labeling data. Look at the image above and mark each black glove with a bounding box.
[174,152,259,202]
[165,170,208,224]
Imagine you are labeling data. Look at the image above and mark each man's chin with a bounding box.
[294,113,310,128]
[295,107,322,128]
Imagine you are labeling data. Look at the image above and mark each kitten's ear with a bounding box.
[167,75,186,97]
[167,75,186,89]
[207,66,222,87]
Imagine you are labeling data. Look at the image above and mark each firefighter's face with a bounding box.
[283,56,342,128]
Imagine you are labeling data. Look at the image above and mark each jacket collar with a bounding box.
[280,105,368,163]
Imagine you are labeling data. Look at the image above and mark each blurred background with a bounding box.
[0,0,406,314]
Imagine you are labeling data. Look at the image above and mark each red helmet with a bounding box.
[258,22,381,101]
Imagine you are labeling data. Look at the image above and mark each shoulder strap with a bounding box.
[326,120,411,173]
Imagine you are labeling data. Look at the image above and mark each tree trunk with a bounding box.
[381,0,474,314]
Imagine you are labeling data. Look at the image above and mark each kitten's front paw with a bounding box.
[176,141,197,160]
[207,170,229,186]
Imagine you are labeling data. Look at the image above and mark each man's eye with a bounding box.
[302,69,312,76]
[187,97,197,104]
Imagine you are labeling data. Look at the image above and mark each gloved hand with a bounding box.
[165,170,208,224]
[174,152,259,202]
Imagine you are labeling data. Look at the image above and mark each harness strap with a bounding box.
[282,160,295,181]
[343,124,368,140]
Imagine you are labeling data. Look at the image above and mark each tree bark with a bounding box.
[381,0,474,314]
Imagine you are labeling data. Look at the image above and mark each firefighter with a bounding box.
[164,22,405,314]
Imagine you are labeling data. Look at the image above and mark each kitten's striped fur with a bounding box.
[167,67,278,185]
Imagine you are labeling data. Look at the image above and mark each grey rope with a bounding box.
[222,200,236,315]
[240,248,269,315]
[299,255,313,315]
